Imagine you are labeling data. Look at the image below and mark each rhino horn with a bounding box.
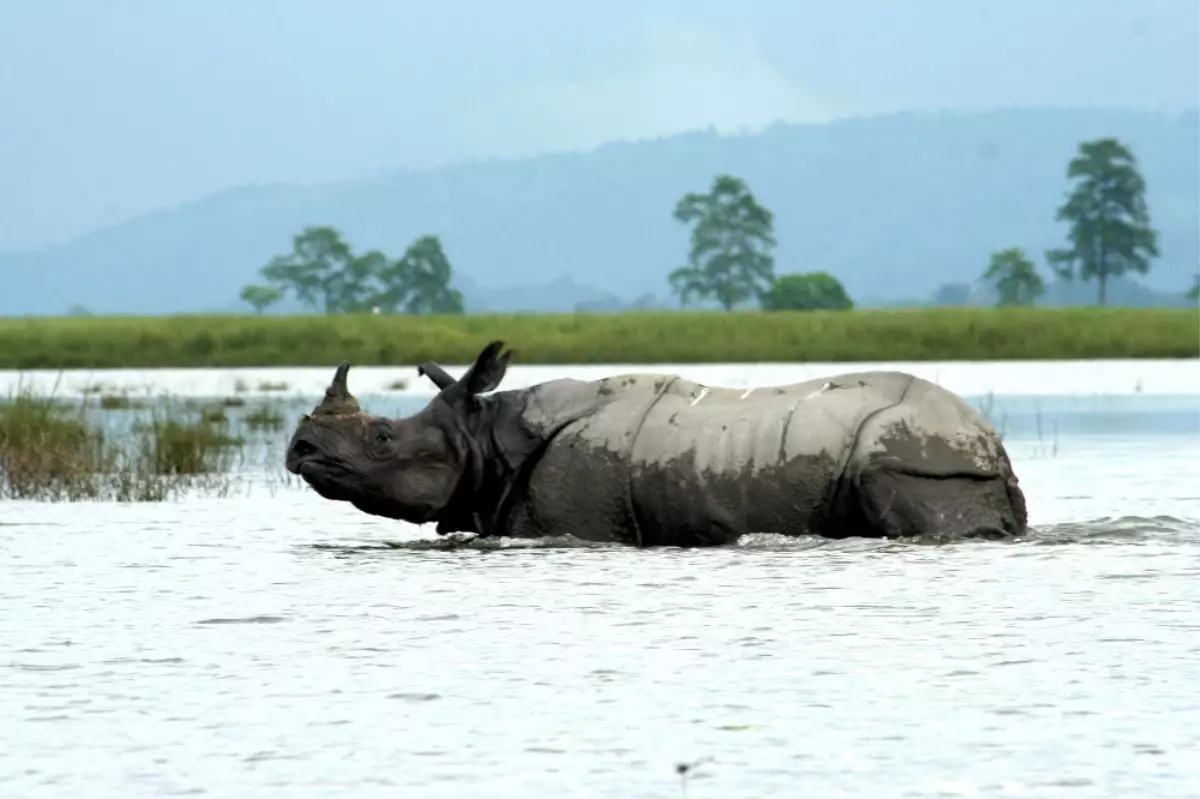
[314,360,362,416]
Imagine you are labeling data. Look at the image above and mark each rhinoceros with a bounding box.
[285,340,1028,547]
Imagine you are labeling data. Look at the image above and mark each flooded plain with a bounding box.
[2,361,1199,798]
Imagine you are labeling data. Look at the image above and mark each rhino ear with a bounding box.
[417,362,455,390]
[442,340,513,405]
[463,340,513,395]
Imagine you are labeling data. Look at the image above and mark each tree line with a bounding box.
[982,137,1167,307]
[240,229,463,315]
[666,174,852,312]
[240,135,1194,314]
[671,136,1186,311]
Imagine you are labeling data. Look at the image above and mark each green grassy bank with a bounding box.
[0,308,1196,369]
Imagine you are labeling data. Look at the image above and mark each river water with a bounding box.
[3,362,1199,798]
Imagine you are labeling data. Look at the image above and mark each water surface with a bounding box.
[2,381,1199,798]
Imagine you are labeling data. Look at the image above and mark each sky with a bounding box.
[1,0,1196,250]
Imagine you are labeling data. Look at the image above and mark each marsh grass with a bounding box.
[97,393,145,410]
[1028,400,1060,460]
[974,393,1062,460]
[0,389,113,500]
[0,307,1194,369]
[975,392,1009,440]
[131,412,242,476]
[1,386,245,501]
[243,402,286,432]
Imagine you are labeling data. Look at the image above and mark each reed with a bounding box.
[0,386,244,501]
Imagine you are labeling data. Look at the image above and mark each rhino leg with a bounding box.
[849,453,1026,540]
[839,379,1029,540]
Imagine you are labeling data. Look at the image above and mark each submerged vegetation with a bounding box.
[0,387,298,502]
[243,402,286,432]
[0,307,1195,370]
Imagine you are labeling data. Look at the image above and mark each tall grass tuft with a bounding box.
[243,402,286,432]
[132,411,242,476]
[1,386,243,502]
[0,388,113,500]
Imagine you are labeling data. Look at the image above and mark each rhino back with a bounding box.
[840,374,1027,539]
[629,371,913,545]
[851,373,1006,476]
[509,373,678,544]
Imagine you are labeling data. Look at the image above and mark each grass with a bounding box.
[98,393,145,410]
[1,389,114,500]
[135,410,242,475]
[0,308,1195,369]
[243,402,286,432]
[0,386,255,502]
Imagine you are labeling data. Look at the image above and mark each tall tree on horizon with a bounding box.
[668,174,777,311]
[1045,138,1159,307]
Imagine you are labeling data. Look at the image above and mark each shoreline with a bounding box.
[2,359,1197,400]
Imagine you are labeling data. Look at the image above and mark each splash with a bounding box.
[304,514,1196,556]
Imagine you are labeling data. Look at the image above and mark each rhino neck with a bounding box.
[431,388,554,537]
[432,379,610,537]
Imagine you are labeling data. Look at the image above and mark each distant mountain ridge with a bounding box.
[2,107,1196,315]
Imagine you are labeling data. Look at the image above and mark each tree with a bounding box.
[377,235,464,314]
[1186,272,1199,302]
[1045,138,1159,307]
[668,174,777,311]
[982,247,1045,307]
[761,271,854,311]
[239,284,283,313]
[933,282,973,307]
[253,226,370,313]
[240,227,466,315]
[334,248,390,313]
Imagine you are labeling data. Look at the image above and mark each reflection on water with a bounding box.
[2,392,1199,798]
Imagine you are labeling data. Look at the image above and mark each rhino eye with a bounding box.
[374,429,393,444]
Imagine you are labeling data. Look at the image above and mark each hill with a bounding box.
[1,107,1196,315]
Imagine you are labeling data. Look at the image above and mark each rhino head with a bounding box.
[285,340,517,530]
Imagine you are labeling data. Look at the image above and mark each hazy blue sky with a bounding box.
[2,0,1196,250]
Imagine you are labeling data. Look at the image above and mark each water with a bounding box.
[3,362,1200,798]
